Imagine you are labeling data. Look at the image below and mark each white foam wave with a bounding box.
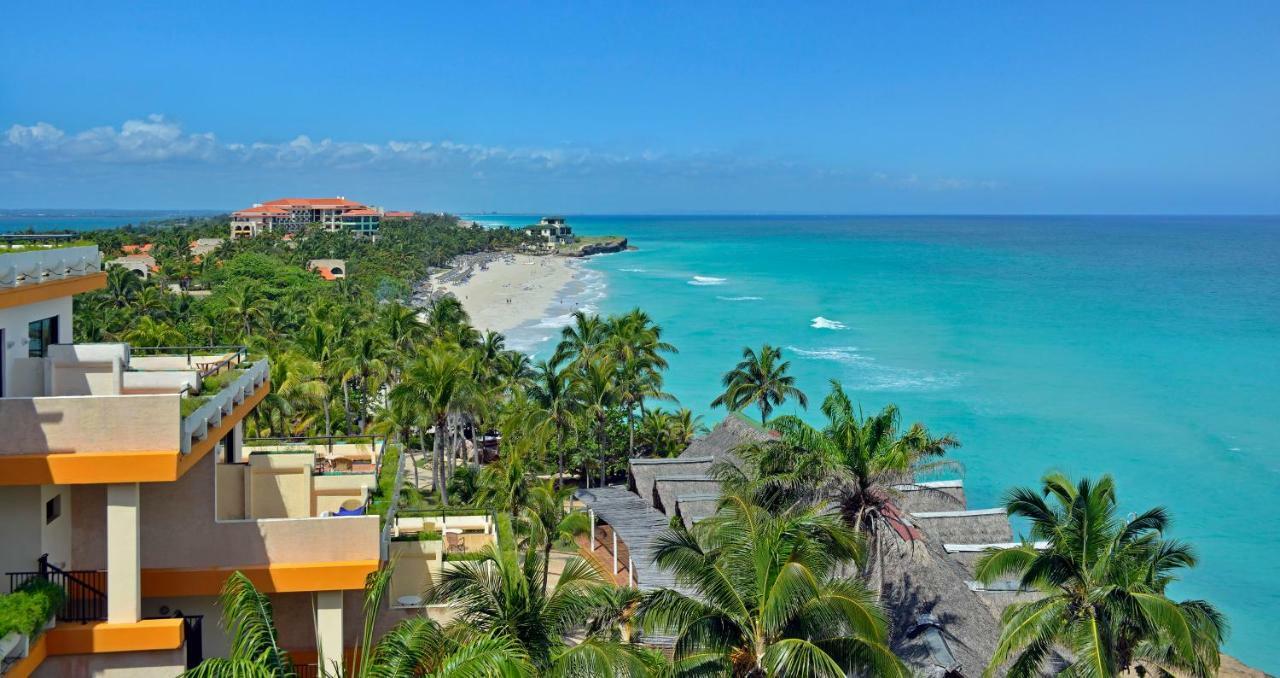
[619,267,647,273]
[810,316,849,330]
[716,295,763,302]
[786,345,958,392]
[688,275,728,286]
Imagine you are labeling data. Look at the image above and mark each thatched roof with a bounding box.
[891,479,967,513]
[678,412,777,463]
[675,495,720,529]
[943,542,1050,576]
[875,525,1002,676]
[653,476,722,516]
[911,508,1014,545]
[628,457,713,510]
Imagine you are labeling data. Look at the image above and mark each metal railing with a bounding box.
[243,434,382,462]
[130,345,249,378]
[6,554,107,623]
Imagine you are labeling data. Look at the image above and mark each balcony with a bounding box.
[216,436,383,521]
[387,509,496,608]
[0,244,105,309]
[0,344,269,483]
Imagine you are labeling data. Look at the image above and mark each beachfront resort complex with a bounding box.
[0,244,467,675]
[230,197,414,239]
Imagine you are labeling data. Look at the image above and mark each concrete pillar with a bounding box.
[589,509,596,550]
[106,483,141,623]
[231,421,245,463]
[315,591,344,672]
[628,557,634,587]
[612,528,618,574]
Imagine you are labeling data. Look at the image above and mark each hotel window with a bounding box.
[28,315,59,358]
[46,494,61,524]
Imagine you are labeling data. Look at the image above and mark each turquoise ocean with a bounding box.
[473,214,1280,671]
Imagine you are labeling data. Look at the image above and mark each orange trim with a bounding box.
[45,618,184,655]
[5,634,48,678]
[0,270,106,309]
[0,381,269,486]
[0,449,178,486]
[142,559,379,596]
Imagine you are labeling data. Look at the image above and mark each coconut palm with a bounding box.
[711,344,807,425]
[975,473,1227,678]
[391,344,475,505]
[221,282,273,339]
[182,571,295,676]
[185,569,530,678]
[636,410,679,458]
[520,479,590,594]
[426,520,655,676]
[575,355,618,487]
[635,494,906,678]
[528,357,578,484]
[554,311,610,366]
[99,265,142,309]
[122,316,184,347]
[723,380,960,577]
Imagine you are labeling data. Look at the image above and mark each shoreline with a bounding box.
[429,253,584,338]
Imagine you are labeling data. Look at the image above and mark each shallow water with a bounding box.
[476,213,1280,671]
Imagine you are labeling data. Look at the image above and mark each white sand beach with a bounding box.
[432,254,577,335]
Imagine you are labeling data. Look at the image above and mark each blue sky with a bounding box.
[1,2,1277,213]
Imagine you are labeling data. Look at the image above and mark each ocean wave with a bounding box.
[716,295,763,302]
[786,345,958,392]
[688,275,728,286]
[810,316,849,330]
[619,267,647,273]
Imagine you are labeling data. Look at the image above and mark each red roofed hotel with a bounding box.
[230,197,410,239]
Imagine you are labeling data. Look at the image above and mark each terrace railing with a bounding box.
[242,434,382,462]
[181,358,269,454]
[0,245,101,288]
[131,345,248,378]
[6,554,107,623]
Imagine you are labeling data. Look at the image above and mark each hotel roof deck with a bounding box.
[0,344,270,485]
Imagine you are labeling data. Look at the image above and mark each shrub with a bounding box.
[0,579,66,638]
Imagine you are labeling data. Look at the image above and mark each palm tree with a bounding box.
[426,520,655,675]
[575,355,618,487]
[724,380,960,577]
[335,330,392,431]
[520,479,590,594]
[122,316,184,347]
[975,473,1227,677]
[529,357,577,484]
[185,569,530,678]
[391,344,475,505]
[182,572,295,676]
[635,494,906,677]
[554,311,609,365]
[636,410,678,457]
[711,344,807,425]
[607,309,677,455]
[100,265,141,309]
[221,282,272,339]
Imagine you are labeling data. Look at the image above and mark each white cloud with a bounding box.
[2,115,1004,193]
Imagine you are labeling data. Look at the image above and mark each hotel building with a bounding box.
[230,197,390,239]
[0,246,382,676]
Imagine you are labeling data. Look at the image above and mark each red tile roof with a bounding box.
[121,243,153,254]
[383,211,415,219]
[341,208,378,217]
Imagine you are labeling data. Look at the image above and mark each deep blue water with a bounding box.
[476,214,1280,671]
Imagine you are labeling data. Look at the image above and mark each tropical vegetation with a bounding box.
[975,473,1228,677]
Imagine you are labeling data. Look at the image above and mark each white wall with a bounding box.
[0,486,43,578]
[0,295,71,397]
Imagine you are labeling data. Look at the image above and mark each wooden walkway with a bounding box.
[574,485,684,592]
